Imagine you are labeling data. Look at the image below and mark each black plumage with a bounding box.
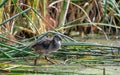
[31,35,62,65]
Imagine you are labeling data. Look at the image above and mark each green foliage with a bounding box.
[0,0,120,74]
[0,0,8,8]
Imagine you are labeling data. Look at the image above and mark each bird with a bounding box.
[31,35,62,65]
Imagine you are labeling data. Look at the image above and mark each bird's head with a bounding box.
[53,35,62,41]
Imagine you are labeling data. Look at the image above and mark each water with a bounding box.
[1,35,120,75]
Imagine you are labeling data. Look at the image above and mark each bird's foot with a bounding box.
[45,57,56,64]
[47,60,57,64]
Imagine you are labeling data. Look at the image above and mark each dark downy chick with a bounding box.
[31,35,62,65]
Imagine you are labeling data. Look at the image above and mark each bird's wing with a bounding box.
[31,38,51,50]
[42,39,51,49]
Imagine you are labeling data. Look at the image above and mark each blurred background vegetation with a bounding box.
[0,0,120,40]
[0,0,120,74]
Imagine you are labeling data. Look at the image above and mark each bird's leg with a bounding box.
[45,55,56,64]
[34,55,40,66]
[34,57,38,66]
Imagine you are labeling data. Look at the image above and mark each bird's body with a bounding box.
[31,35,62,65]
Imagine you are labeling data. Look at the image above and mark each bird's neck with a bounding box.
[51,39,61,46]
[52,39,58,44]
